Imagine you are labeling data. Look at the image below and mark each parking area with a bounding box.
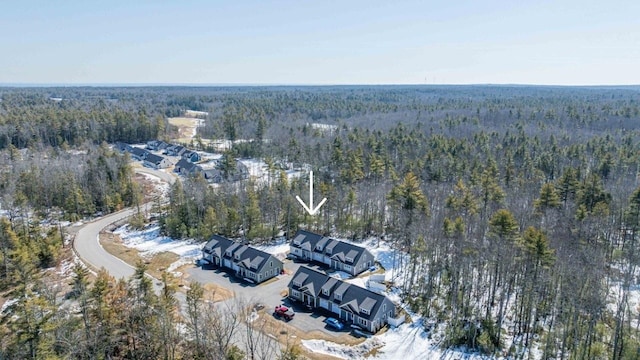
[187,259,349,338]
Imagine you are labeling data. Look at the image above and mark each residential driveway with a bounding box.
[187,260,348,337]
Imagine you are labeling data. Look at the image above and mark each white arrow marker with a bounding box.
[296,171,327,215]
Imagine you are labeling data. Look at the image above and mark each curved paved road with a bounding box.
[73,167,174,280]
[73,207,144,279]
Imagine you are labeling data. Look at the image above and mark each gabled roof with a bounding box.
[334,281,350,298]
[360,297,377,313]
[288,266,394,321]
[316,237,330,251]
[129,147,148,158]
[290,230,372,263]
[225,242,241,256]
[320,277,339,295]
[203,235,234,255]
[202,235,281,273]
[292,272,309,286]
[145,153,166,165]
[175,158,201,174]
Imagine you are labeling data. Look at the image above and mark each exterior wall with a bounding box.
[158,159,171,168]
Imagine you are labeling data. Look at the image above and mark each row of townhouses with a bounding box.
[174,158,249,183]
[288,266,396,333]
[289,230,375,276]
[146,140,201,163]
[198,229,399,333]
[201,235,283,284]
[116,142,186,169]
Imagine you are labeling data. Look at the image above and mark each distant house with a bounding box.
[174,158,202,176]
[202,235,283,284]
[166,144,187,157]
[115,142,132,153]
[203,168,224,183]
[129,147,149,161]
[288,266,396,333]
[182,150,201,163]
[289,230,375,276]
[146,140,169,151]
[143,153,171,169]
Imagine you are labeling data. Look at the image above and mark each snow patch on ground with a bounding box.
[302,337,384,360]
[0,298,18,315]
[138,172,171,197]
[113,224,202,276]
[254,237,290,259]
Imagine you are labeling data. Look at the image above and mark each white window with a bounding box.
[225,250,231,256]
[335,293,342,301]
[361,308,370,315]
[359,318,368,327]
[293,280,302,287]
[323,288,330,296]
[270,261,273,267]
[345,257,354,263]
[234,253,240,260]
[291,290,300,299]
[382,304,386,312]
[344,265,352,271]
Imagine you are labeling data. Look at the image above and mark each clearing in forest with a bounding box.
[168,116,203,143]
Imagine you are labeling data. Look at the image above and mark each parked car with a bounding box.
[274,305,295,321]
[324,317,344,331]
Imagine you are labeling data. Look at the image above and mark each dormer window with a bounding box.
[225,250,231,256]
[361,308,370,315]
[345,256,354,263]
[234,253,240,260]
[293,280,302,287]
[322,288,330,296]
[335,293,342,301]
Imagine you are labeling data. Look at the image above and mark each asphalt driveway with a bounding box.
[187,259,347,337]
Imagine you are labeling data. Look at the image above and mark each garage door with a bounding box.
[319,299,329,310]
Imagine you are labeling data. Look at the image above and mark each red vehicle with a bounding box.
[274,305,295,321]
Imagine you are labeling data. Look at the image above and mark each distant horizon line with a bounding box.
[1,82,639,88]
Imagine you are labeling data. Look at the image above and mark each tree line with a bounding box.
[2,85,640,358]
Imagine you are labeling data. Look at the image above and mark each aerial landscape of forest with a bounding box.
[2,1,640,359]
[0,85,639,359]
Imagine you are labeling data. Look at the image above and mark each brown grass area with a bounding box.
[99,232,178,279]
[250,311,365,360]
[201,283,234,302]
[168,117,199,127]
[168,117,199,142]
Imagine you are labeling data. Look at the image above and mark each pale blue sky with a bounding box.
[1,0,639,85]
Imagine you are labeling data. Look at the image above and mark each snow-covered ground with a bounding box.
[254,237,290,259]
[238,158,305,185]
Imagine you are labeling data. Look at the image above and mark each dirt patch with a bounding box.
[99,232,178,280]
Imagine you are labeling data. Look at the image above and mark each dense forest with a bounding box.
[1,85,640,359]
